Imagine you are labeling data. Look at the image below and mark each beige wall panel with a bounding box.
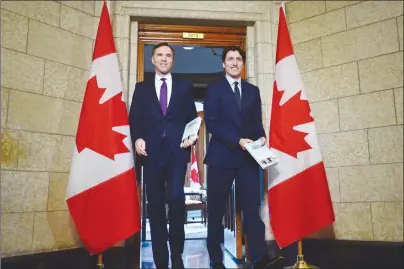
[325,1,361,12]
[319,130,369,167]
[1,129,20,170]
[371,202,403,241]
[1,88,10,127]
[60,5,97,39]
[48,173,69,211]
[32,211,82,252]
[7,90,81,136]
[294,38,322,73]
[1,171,49,213]
[368,125,403,164]
[27,20,93,70]
[1,48,44,94]
[326,168,340,202]
[1,212,34,256]
[346,1,403,29]
[322,19,399,67]
[333,202,373,240]
[289,9,346,44]
[339,90,396,131]
[302,62,359,102]
[17,132,74,172]
[395,88,403,124]
[358,51,403,93]
[1,1,60,27]
[43,61,88,102]
[58,1,95,16]
[310,99,340,134]
[285,1,325,23]
[1,9,29,52]
[339,163,403,202]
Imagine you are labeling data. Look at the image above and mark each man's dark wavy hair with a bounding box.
[222,46,246,63]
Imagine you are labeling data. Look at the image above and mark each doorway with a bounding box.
[135,23,248,264]
[142,43,224,241]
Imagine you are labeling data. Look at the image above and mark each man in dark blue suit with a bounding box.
[129,43,197,269]
[204,46,279,269]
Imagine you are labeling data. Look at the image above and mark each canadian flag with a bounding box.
[189,146,201,190]
[66,2,140,255]
[267,2,335,249]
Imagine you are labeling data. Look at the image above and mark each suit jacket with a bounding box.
[129,75,197,165]
[203,77,266,168]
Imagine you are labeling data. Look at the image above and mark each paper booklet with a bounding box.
[180,116,202,147]
[244,139,279,170]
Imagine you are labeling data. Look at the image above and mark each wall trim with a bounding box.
[122,7,263,22]
[2,239,403,268]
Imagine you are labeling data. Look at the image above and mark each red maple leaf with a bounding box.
[270,82,314,158]
[76,76,130,160]
[190,169,199,183]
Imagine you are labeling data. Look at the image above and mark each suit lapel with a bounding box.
[240,80,251,114]
[148,79,164,117]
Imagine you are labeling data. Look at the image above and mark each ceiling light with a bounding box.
[183,46,194,50]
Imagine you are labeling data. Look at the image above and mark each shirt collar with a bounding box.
[155,73,172,82]
[225,74,241,87]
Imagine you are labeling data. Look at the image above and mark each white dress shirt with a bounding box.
[225,74,242,98]
[155,73,173,105]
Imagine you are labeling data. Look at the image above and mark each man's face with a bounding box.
[152,46,174,75]
[223,50,244,79]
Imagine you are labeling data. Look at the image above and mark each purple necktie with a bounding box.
[160,78,168,116]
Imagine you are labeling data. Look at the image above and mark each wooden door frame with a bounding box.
[135,23,248,261]
[137,23,247,79]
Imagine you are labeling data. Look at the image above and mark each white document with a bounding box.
[244,140,279,170]
[180,116,202,147]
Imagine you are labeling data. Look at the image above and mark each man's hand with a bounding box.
[181,135,198,148]
[135,139,147,156]
[259,137,267,146]
[239,138,253,150]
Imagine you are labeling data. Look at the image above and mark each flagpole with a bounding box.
[284,240,319,269]
[97,253,104,269]
[96,2,106,268]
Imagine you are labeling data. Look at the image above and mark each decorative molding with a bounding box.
[122,7,263,23]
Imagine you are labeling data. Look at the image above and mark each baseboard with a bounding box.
[267,239,404,269]
[1,246,126,269]
[2,239,403,269]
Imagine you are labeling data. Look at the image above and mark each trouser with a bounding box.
[143,138,187,268]
[207,163,266,263]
